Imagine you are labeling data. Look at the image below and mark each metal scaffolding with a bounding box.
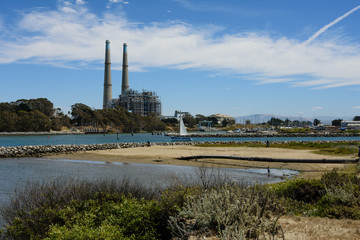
[115,89,161,117]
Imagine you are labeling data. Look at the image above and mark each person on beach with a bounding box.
[266,140,270,147]
[267,167,270,176]
[358,146,360,159]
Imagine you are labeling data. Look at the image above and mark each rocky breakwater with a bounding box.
[0,142,203,159]
[1,140,359,159]
[0,143,126,158]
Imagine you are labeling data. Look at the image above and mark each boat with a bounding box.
[171,115,192,141]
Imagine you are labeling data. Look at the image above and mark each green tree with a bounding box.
[183,115,196,128]
[332,119,343,127]
[16,110,51,132]
[70,103,96,126]
[284,118,291,126]
[267,117,284,126]
[195,114,207,124]
[51,109,71,131]
[0,111,18,132]
[353,116,360,121]
[161,118,177,126]
[221,118,235,127]
[0,102,15,112]
[314,118,321,126]
[207,117,219,126]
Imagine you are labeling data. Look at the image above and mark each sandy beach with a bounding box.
[48,145,358,178]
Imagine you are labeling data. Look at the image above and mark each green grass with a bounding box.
[195,141,360,156]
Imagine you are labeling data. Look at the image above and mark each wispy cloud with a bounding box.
[0,3,359,89]
[107,0,129,8]
[75,0,86,5]
[353,106,360,109]
[304,5,360,44]
[312,106,323,111]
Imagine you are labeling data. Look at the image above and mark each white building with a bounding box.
[340,121,360,130]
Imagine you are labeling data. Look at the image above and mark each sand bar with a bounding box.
[47,145,358,178]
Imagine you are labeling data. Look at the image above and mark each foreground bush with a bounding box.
[169,184,284,239]
[316,169,360,219]
[269,169,360,219]
[44,194,166,240]
[0,177,169,240]
[2,166,360,239]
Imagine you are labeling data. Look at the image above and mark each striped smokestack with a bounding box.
[103,40,112,109]
[121,43,129,94]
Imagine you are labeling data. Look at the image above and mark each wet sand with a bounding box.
[47,145,358,178]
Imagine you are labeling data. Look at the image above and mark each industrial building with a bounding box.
[340,121,360,130]
[102,41,161,117]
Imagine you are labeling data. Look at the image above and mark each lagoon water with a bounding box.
[0,157,297,205]
[0,133,358,210]
[1,132,360,147]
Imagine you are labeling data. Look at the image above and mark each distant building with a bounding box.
[162,110,190,120]
[174,111,190,120]
[341,121,360,130]
[209,113,234,125]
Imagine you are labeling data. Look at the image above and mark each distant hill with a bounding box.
[235,114,353,125]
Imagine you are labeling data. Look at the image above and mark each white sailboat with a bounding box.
[171,115,192,141]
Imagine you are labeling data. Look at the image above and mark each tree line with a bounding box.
[1,98,359,132]
[0,98,166,133]
[267,117,360,127]
[0,98,70,132]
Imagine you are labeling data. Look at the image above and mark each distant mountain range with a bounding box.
[235,114,353,125]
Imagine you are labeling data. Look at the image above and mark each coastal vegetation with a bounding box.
[1,163,360,239]
[196,141,360,157]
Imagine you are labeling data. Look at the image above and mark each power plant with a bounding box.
[103,40,112,109]
[102,41,161,117]
[121,43,129,94]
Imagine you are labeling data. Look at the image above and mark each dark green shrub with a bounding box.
[0,177,165,240]
[270,178,324,204]
[316,205,360,219]
[321,169,360,188]
[44,194,165,240]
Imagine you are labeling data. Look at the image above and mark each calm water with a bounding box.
[0,157,297,204]
[0,133,357,225]
[1,133,360,147]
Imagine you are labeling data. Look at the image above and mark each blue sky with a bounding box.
[0,0,360,119]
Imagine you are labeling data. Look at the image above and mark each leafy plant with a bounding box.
[169,183,284,239]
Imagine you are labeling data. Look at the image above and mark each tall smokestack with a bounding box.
[103,40,112,109]
[121,43,129,94]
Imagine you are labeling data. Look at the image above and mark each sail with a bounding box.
[179,117,188,136]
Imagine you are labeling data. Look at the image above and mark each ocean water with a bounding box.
[1,133,359,147]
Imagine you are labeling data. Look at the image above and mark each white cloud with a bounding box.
[312,107,323,111]
[107,0,129,8]
[353,106,360,109]
[76,0,86,5]
[0,3,360,89]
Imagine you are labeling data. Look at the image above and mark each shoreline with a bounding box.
[46,145,358,179]
[1,131,359,137]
